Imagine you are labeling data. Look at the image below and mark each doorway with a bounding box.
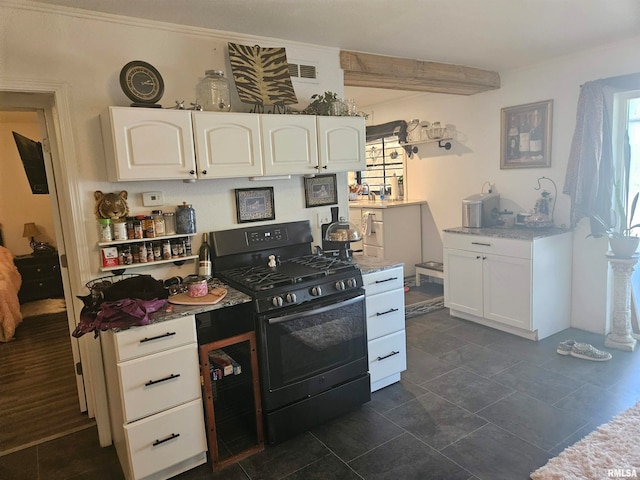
[0,104,89,453]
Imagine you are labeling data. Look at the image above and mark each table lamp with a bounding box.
[22,222,41,252]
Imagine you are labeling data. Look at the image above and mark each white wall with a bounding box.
[363,34,640,333]
[0,2,349,285]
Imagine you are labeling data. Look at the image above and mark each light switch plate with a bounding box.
[317,211,331,228]
[142,191,163,206]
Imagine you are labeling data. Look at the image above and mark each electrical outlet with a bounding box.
[142,191,164,207]
[317,212,331,228]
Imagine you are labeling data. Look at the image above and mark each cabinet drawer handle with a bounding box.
[374,277,398,284]
[152,432,180,447]
[376,308,399,316]
[145,373,180,387]
[139,331,176,343]
[471,242,492,246]
[376,351,400,361]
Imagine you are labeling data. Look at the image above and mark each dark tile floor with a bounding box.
[3,282,640,480]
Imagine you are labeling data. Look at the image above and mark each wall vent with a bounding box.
[288,61,319,84]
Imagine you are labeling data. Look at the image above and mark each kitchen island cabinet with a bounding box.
[443,227,572,340]
[354,257,406,391]
[349,200,426,276]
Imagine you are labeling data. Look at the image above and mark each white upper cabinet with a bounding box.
[101,107,197,181]
[317,116,366,172]
[101,107,365,181]
[192,112,263,178]
[261,115,318,175]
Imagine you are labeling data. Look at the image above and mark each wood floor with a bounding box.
[0,311,95,456]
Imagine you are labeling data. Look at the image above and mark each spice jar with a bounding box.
[176,202,196,234]
[162,239,172,260]
[126,217,135,239]
[133,216,145,239]
[144,215,156,238]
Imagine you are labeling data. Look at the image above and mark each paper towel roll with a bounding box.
[390,176,400,200]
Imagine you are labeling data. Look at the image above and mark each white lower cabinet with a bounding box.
[350,205,422,276]
[102,315,207,480]
[443,231,572,340]
[362,265,407,391]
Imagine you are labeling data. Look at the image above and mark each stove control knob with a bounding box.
[310,286,322,296]
[285,293,297,303]
[346,278,358,288]
[272,296,284,307]
[335,280,346,291]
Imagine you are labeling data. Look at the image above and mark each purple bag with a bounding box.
[73,297,167,338]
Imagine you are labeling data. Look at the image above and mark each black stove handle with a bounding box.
[267,294,364,325]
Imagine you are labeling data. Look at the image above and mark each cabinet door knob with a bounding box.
[189,170,195,175]
[314,165,320,170]
[201,170,207,175]
[322,165,327,169]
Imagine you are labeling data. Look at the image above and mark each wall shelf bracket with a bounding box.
[438,140,452,150]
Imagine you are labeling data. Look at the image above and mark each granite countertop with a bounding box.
[443,226,572,241]
[351,255,403,274]
[348,198,427,209]
[149,279,252,324]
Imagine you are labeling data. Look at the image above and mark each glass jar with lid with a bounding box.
[151,210,165,236]
[176,202,197,234]
[196,70,231,112]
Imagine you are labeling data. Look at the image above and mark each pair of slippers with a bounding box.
[557,340,612,361]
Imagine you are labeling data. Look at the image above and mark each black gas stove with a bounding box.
[209,220,370,444]
[211,222,363,313]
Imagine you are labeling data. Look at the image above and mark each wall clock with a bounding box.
[119,60,164,107]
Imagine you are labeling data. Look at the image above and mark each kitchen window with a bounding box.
[348,136,406,195]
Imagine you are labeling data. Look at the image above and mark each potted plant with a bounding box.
[590,190,640,257]
[302,91,339,116]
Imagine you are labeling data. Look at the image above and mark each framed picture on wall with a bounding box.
[500,99,553,169]
[304,174,338,207]
[235,187,275,223]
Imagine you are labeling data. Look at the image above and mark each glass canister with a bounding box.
[176,202,196,234]
[163,212,176,235]
[196,70,231,112]
[151,210,165,236]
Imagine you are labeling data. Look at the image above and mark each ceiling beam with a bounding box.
[340,50,500,96]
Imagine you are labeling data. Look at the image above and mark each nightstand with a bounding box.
[14,253,63,303]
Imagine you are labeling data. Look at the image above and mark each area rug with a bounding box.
[20,298,66,319]
[405,297,445,319]
[530,401,640,479]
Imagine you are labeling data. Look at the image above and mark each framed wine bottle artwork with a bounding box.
[500,100,553,169]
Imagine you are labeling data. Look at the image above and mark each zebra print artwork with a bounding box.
[228,43,298,110]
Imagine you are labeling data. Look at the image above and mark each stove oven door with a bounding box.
[257,291,368,412]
